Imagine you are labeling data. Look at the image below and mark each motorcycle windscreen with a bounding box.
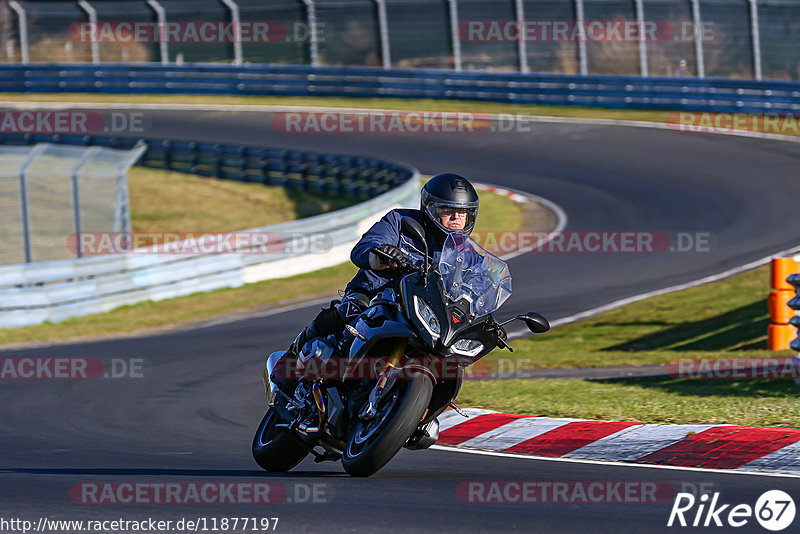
[438,233,512,316]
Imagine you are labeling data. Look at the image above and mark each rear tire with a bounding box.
[342,373,433,477]
[252,408,310,472]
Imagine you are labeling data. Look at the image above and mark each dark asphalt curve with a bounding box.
[2,108,800,533]
[122,108,800,320]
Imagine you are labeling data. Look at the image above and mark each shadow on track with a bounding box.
[602,300,768,352]
[0,467,348,478]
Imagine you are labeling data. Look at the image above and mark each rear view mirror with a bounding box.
[400,216,426,245]
[400,216,430,277]
[518,312,550,333]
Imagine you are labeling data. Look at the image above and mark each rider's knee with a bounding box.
[308,292,370,339]
[336,292,370,324]
[311,301,344,337]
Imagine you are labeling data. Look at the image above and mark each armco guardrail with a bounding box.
[2,63,800,114]
[0,133,420,329]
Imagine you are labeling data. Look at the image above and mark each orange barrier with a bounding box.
[769,290,795,324]
[768,324,795,351]
[768,257,800,350]
[771,257,798,291]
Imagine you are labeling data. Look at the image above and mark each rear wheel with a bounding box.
[342,373,433,477]
[252,408,310,472]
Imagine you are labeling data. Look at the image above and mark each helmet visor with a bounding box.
[424,198,478,234]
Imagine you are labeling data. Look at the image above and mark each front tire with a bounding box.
[252,408,310,472]
[342,373,433,477]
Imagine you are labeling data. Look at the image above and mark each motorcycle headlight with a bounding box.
[451,338,484,357]
[413,295,441,340]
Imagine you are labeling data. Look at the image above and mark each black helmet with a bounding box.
[420,173,479,239]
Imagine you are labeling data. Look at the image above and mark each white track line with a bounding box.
[738,441,800,474]
[184,296,333,331]
[474,182,569,263]
[565,424,717,462]
[430,445,800,479]
[5,101,792,342]
[4,101,800,145]
[505,243,800,339]
[11,100,797,476]
[458,417,578,450]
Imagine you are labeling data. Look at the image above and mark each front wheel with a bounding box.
[252,408,311,472]
[342,373,433,477]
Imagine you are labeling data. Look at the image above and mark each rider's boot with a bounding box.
[271,326,318,396]
[272,295,365,396]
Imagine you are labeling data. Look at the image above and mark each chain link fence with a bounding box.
[0,142,145,265]
[1,0,799,79]
[238,0,308,64]
[385,0,453,69]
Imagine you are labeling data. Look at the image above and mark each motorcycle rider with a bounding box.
[273,172,482,392]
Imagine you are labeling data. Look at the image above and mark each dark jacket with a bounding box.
[345,208,444,296]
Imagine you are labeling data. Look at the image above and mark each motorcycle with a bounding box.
[252,216,550,477]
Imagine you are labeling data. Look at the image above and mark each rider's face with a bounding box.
[438,207,467,230]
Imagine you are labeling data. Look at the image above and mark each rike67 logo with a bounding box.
[668,490,795,530]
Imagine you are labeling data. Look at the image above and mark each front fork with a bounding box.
[358,339,408,421]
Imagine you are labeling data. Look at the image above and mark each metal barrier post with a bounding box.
[514,0,528,73]
[113,169,130,250]
[374,0,391,69]
[635,0,648,76]
[18,145,46,264]
[146,0,169,65]
[77,0,100,64]
[162,140,171,169]
[220,0,243,65]
[300,0,319,66]
[574,0,588,75]
[691,0,705,77]
[8,1,28,64]
[447,0,462,71]
[749,0,762,80]
[18,168,31,264]
[69,146,100,259]
[114,141,145,250]
[214,145,223,178]
[189,142,198,173]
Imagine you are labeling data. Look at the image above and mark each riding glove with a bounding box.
[369,244,404,270]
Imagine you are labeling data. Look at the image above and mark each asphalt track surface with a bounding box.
[3,108,800,533]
